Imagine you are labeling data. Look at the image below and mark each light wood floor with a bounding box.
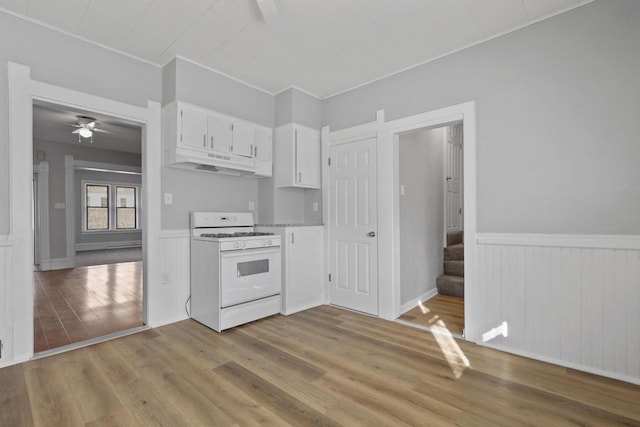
[33,261,143,353]
[4,305,639,426]
[399,293,465,335]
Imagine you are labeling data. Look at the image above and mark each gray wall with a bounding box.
[322,0,640,235]
[0,11,161,236]
[399,129,444,305]
[33,140,142,259]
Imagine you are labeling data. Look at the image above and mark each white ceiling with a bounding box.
[1,0,591,98]
[33,101,142,154]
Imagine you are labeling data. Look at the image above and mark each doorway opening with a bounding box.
[395,123,465,337]
[32,100,145,354]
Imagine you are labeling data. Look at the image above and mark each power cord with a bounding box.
[185,295,191,317]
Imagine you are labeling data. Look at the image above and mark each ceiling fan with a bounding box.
[71,116,106,143]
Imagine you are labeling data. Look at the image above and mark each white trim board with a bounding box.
[75,241,142,252]
[399,288,438,315]
[38,257,74,271]
[7,61,163,365]
[384,101,477,340]
[478,233,640,250]
[75,160,142,175]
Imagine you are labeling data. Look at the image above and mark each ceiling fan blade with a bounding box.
[72,129,81,134]
[255,0,278,23]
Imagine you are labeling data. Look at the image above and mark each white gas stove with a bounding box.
[190,212,282,332]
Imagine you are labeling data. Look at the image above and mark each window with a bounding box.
[86,185,109,230]
[116,186,137,229]
[83,181,140,232]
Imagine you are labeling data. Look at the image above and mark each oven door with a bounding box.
[220,247,281,307]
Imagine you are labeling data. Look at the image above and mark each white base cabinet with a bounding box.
[256,225,324,315]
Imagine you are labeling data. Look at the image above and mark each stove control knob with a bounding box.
[233,242,239,249]
[261,240,267,246]
[241,242,246,249]
[267,239,272,246]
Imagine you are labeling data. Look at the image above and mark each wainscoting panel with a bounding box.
[0,238,14,367]
[477,234,640,384]
[152,230,191,327]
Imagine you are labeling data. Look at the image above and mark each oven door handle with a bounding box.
[220,247,280,259]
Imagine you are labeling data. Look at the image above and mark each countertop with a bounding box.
[255,223,324,227]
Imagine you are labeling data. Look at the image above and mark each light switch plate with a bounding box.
[164,193,173,205]
[400,185,406,196]
[313,202,319,212]
[248,201,255,211]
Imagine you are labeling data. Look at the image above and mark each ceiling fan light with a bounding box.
[78,127,93,138]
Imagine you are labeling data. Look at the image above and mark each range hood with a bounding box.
[165,147,257,177]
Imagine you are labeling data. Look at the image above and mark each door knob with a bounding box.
[367,231,376,237]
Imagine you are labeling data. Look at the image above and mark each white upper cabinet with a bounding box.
[179,104,208,150]
[207,114,233,153]
[274,124,321,189]
[164,101,273,177]
[231,121,254,158]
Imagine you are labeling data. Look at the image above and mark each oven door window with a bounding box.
[220,248,281,307]
[237,259,269,277]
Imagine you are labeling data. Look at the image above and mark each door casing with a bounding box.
[322,102,478,342]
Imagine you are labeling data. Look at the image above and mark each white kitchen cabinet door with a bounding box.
[295,126,321,188]
[254,126,273,177]
[179,105,208,150]
[274,124,321,189]
[285,227,324,314]
[207,114,233,153]
[231,121,254,158]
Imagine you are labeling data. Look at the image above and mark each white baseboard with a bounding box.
[282,297,324,316]
[0,354,31,369]
[149,313,190,329]
[39,257,74,271]
[399,288,438,315]
[75,241,142,252]
[481,342,640,386]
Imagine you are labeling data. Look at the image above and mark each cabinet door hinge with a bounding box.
[328,273,332,282]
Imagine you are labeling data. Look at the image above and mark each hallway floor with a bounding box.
[33,261,143,353]
[398,293,464,336]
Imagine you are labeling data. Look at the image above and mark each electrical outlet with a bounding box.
[164,193,173,205]
[248,201,255,211]
[162,273,170,285]
[313,202,318,212]
[400,184,406,196]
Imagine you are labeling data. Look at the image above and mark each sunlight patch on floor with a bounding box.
[429,318,470,378]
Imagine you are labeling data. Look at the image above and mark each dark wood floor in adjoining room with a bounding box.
[4,305,640,426]
[33,261,143,352]
[399,293,465,336]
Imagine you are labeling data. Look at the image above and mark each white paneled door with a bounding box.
[445,124,463,232]
[329,137,378,315]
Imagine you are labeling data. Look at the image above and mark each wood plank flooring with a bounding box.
[33,261,143,352]
[399,293,465,335]
[4,305,639,426]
